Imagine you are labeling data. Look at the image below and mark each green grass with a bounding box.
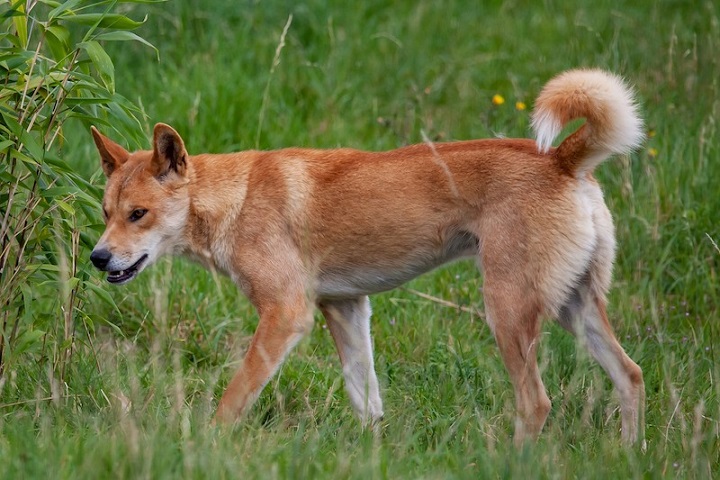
[2,0,720,478]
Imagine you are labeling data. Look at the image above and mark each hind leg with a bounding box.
[319,296,384,425]
[484,279,551,445]
[558,279,645,444]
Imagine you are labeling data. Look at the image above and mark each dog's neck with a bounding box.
[180,152,255,274]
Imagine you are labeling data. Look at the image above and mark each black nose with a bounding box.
[90,248,112,270]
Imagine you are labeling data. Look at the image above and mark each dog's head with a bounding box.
[90,123,191,284]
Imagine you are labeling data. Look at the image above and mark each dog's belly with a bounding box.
[316,230,478,299]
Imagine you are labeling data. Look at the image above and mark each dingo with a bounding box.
[90,69,645,444]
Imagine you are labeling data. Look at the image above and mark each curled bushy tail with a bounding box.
[531,69,644,176]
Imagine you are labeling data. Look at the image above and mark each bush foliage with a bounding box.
[0,0,153,380]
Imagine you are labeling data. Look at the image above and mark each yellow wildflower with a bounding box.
[515,101,526,111]
[492,94,505,106]
[648,148,658,158]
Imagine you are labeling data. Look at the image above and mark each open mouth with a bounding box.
[107,254,148,284]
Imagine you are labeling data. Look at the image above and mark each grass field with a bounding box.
[1,0,719,478]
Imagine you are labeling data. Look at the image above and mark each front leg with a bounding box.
[215,295,314,423]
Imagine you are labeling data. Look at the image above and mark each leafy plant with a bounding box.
[0,0,156,382]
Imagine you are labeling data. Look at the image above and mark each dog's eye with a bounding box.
[129,209,148,222]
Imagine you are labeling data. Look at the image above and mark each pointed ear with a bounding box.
[91,126,130,177]
[152,123,188,179]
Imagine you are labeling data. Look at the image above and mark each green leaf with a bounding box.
[10,148,39,167]
[20,282,33,321]
[56,198,76,215]
[67,276,80,291]
[94,31,159,59]
[37,0,62,7]
[42,186,82,196]
[84,281,121,315]
[42,186,76,196]
[0,71,67,101]
[13,328,46,356]
[43,24,72,62]
[86,312,123,337]
[11,2,28,49]
[63,97,113,107]
[80,41,115,94]
[0,50,33,71]
[27,264,61,273]
[1,110,23,137]
[47,0,83,20]
[22,132,45,162]
[61,13,147,30]
[2,112,45,162]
